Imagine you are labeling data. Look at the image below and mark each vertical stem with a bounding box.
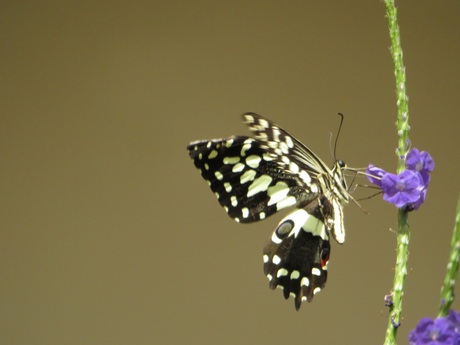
[385,0,410,170]
[384,210,410,345]
[383,1,411,344]
[438,196,460,317]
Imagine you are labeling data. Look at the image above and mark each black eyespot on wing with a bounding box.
[275,220,294,238]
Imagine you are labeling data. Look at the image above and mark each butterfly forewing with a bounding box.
[188,136,318,223]
[187,113,350,310]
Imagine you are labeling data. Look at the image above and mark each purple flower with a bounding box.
[406,148,435,185]
[381,170,424,208]
[366,148,434,210]
[409,314,460,345]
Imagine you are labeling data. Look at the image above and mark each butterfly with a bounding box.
[187,113,350,310]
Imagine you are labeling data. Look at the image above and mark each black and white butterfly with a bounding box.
[187,113,350,310]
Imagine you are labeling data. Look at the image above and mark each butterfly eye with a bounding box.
[275,220,294,239]
[337,160,346,168]
[320,247,330,268]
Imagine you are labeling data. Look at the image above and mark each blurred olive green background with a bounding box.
[2,1,460,344]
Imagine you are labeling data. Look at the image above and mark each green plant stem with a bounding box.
[384,210,409,345]
[383,1,411,344]
[438,195,460,317]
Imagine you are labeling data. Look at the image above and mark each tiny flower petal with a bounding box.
[406,148,421,169]
[420,151,435,172]
[447,310,460,333]
[406,148,435,185]
[366,164,386,187]
[406,187,427,211]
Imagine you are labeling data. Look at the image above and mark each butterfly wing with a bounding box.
[187,136,318,223]
[263,196,335,310]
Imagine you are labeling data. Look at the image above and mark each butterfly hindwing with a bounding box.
[263,208,330,310]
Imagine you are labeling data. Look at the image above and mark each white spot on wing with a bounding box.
[208,150,218,159]
[231,196,238,207]
[232,163,245,173]
[215,171,223,180]
[276,196,296,210]
[242,207,249,218]
[272,128,281,141]
[277,268,288,278]
[263,255,269,263]
[224,182,232,193]
[244,114,254,122]
[272,255,281,265]
[301,277,310,287]
[240,143,251,157]
[267,181,289,206]
[290,270,300,279]
[299,170,311,185]
[313,287,321,295]
[240,170,256,184]
[259,119,269,128]
[223,156,240,165]
[259,212,265,220]
[247,175,273,197]
[311,184,319,193]
[312,268,321,276]
[262,153,274,161]
[257,132,268,141]
[289,162,299,174]
[246,155,262,169]
[281,156,290,165]
[279,142,289,154]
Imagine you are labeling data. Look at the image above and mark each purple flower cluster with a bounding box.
[367,148,434,210]
[409,311,460,345]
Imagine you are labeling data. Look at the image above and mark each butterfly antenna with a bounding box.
[334,113,344,161]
